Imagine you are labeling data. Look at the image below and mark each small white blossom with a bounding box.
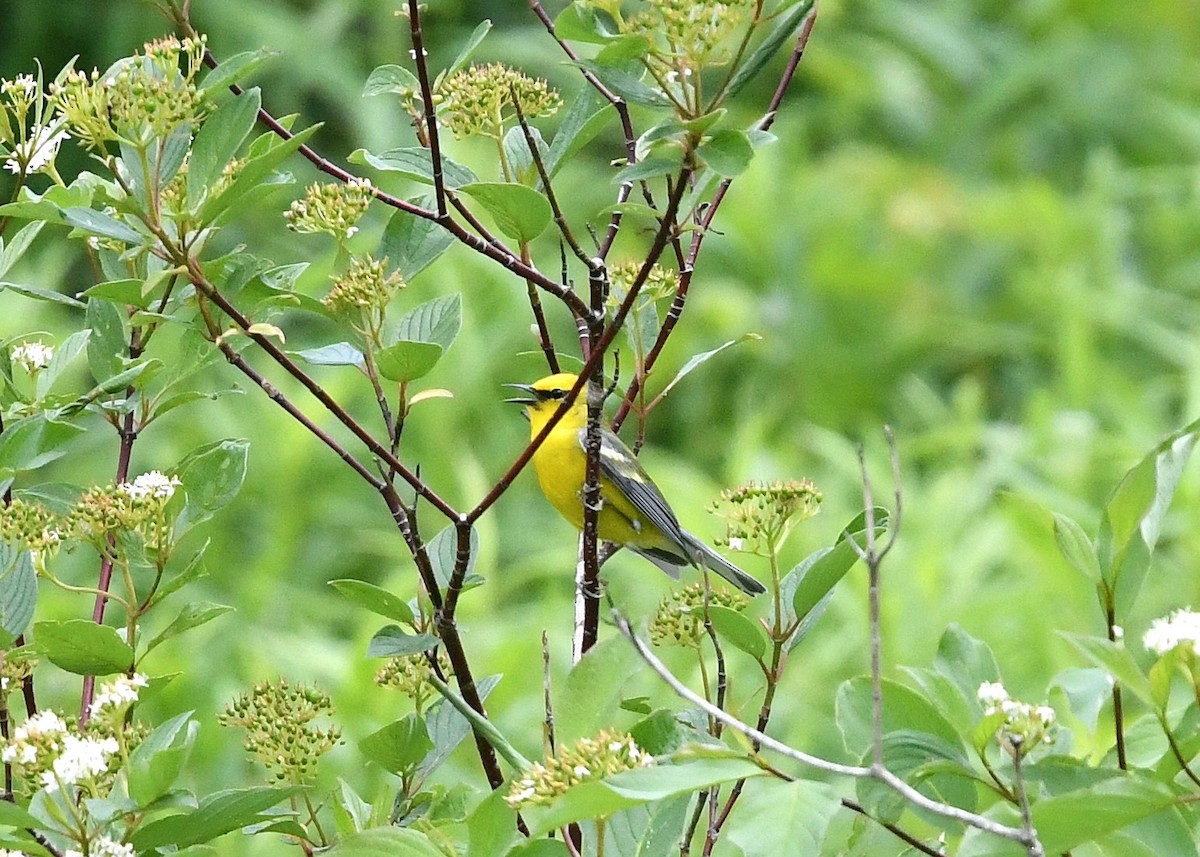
[119,471,181,500]
[42,734,118,792]
[4,124,69,175]
[976,681,1009,713]
[89,673,148,716]
[1144,609,1200,657]
[11,342,54,372]
[93,838,135,857]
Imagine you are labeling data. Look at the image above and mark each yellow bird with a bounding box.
[507,373,765,595]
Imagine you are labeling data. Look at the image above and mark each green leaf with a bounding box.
[723,779,841,857]
[525,756,766,835]
[1033,776,1178,853]
[0,798,43,830]
[86,298,129,384]
[362,64,419,97]
[393,294,462,352]
[367,625,437,658]
[189,88,261,210]
[835,676,964,754]
[556,633,640,743]
[35,619,133,675]
[629,709,687,756]
[349,148,477,189]
[1098,418,1200,619]
[36,328,89,400]
[696,129,753,177]
[613,153,684,184]
[57,207,143,244]
[0,412,84,478]
[128,712,198,808]
[0,221,46,280]
[0,280,86,308]
[199,48,278,96]
[445,20,493,78]
[323,827,447,857]
[143,602,234,656]
[1054,512,1101,582]
[381,202,456,281]
[553,2,620,44]
[790,508,889,623]
[375,340,442,383]
[421,674,501,776]
[1049,667,1114,730]
[0,541,37,643]
[197,124,321,226]
[359,714,433,776]
[131,785,303,850]
[329,579,414,624]
[707,605,767,661]
[725,0,815,98]
[1059,632,1154,708]
[428,524,481,590]
[933,624,1001,705]
[294,342,365,369]
[544,85,609,177]
[175,438,250,534]
[459,182,552,243]
[656,334,760,401]
[82,278,152,309]
[576,60,671,108]
[466,788,519,857]
[505,127,550,189]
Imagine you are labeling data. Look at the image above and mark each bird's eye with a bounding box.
[545,388,566,400]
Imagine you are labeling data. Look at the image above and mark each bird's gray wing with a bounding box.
[575,427,689,555]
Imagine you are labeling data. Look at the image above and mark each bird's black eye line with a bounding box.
[538,388,567,401]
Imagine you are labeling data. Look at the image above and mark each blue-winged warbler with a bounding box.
[507,373,766,595]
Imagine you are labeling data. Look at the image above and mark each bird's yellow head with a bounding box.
[505,373,587,431]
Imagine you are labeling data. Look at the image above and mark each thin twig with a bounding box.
[613,608,1043,850]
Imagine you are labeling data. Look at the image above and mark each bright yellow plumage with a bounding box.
[507,373,765,595]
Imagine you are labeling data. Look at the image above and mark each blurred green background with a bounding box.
[3,0,1200,851]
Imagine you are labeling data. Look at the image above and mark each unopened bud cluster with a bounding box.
[607,261,679,308]
[285,178,373,241]
[0,650,37,698]
[374,650,452,710]
[219,678,342,785]
[650,582,748,648]
[506,730,653,809]
[51,35,208,151]
[438,63,561,139]
[324,256,404,322]
[710,479,822,555]
[977,681,1055,757]
[0,498,61,554]
[64,471,180,552]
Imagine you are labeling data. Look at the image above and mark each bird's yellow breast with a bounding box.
[530,425,651,547]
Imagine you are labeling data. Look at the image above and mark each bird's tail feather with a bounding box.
[681,532,766,596]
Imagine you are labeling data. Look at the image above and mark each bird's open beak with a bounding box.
[503,383,536,406]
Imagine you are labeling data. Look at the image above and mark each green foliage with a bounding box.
[0,0,1198,855]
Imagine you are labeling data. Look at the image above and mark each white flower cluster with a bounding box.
[977,681,1055,752]
[89,673,148,717]
[10,342,54,372]
[41,734,118,793]
[1143,609,1200,656]
[118,471,181,501]
[978,681,1055,726]
[4,125,69,175]
[1,710,66,765]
